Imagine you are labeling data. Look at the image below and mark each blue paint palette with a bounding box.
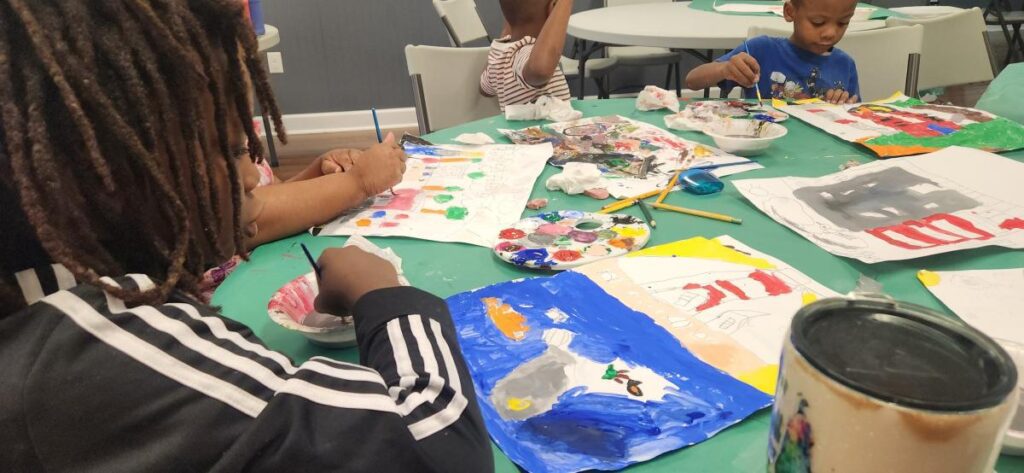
[493,210,650,270]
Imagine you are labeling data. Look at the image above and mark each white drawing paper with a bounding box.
[734,147,1024,263]
[315,143,552,247]
[919,268,1024,347]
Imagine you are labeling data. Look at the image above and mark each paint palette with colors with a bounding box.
[267,271,356,348]
[494,210,651,270]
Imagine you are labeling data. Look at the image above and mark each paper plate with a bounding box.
[493,210,651,270]
[267,271,356,348]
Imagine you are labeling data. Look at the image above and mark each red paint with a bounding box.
[381,222,400,228]
[715,280,750,300]
[807,109,827,113]
[749,270,793,296]
[396,214,410,219]
[422,158,441,164]
[552,250,583,262]
[371,189,419,211]
[495,241,523,252]
[499,228,527,240]
[849,105,961,138]
[834,119,855,125]
[684,283,727,311]
[1000,218,1024,230]
[868,213,994,250]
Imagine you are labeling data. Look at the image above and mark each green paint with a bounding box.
[864,119,1024,152]
[472,158,483,163]
[445,186,464,192]
[539,213,563,223]
[555,236,572,246]
[575,220,603,230]
[433,194,454,204]
[467,171,486,179]
[446,206,469,220]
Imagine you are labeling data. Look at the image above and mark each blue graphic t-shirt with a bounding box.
[718,35,859,101]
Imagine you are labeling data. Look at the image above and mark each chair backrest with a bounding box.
[432,0,491,47]
[405,45,501,134]
[886,8,995,90]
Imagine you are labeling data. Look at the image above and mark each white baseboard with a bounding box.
[266,107,419,136]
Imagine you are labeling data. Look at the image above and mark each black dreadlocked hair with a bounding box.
[0,0,286,313]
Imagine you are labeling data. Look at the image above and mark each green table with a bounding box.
[214,99,1024,472]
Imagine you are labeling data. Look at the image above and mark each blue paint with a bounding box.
[510,248,550,267]
[446,272,770,473]
[402,144,465,157]
[370,210,387,219]
[560,210,585,219]
[927,123,957,135]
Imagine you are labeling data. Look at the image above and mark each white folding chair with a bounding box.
[887,8,996,91]
[432,0,617,98]
[432,0,491,47]
[405,45,501,134]
[604,0,684,96]
[747,25,923,101]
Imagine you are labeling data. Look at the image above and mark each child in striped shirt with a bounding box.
[481,0,574,110]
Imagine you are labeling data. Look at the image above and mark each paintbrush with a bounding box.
[637,199,656,228]
[653,202,742,225]
[744,41,764,106]
[300,243,322,279]
[372,108,397,196]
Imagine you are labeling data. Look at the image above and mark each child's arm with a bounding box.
[248,135,405,247]
[286,148,361,182]
[522,0,574,88]
[685,53,761,90]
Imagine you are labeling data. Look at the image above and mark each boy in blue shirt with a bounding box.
[686,0,860,104]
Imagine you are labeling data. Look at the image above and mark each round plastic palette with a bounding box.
[493,210,651,270]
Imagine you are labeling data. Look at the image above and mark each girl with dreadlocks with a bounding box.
[0,1,492,471]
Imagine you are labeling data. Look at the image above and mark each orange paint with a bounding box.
[420,209,446,215]
[422,186,447,191]
[440,158,471,163]
[356,219,372,227]
[483,297,530,341]
[609,238,635,249]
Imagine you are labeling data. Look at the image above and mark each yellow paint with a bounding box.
[483,297,530,341]
[771,98,787,109]
[507,397,531,411]
[917,270,941,287]
[630,237,776,269]
[420,209,446,215]
[801,292,819,306]
[355,219,372,227]
[439,158,472,163]
[794,97,824,105]
[870,91,907,104]
[612,226,648,239]
[693,145,713,157]
[737,364,779,394]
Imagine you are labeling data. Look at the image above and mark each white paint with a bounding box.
[545,307,569,324]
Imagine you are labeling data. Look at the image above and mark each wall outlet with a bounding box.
[266,52,284,74]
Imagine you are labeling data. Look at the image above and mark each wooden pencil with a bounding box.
[652,202,742,225]
[600,188,662,210]
[597,198,638,214]
[637,199,656,228]
[656,168,685,204]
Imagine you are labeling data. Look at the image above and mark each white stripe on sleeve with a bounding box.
[407,319,469,440]
[14,268,44,305]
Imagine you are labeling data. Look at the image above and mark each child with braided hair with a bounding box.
[0,1,491,471]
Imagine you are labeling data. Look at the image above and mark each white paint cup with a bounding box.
[769,297,1019,473]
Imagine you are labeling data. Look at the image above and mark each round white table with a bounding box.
[566,1,885,98]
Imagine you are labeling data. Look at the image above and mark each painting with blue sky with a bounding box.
[447,271,770,473]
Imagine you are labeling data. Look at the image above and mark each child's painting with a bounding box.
[501,115,760,198]
[575,235,838,394]
[447,270,770,473]
[918,268,1024,347]
[735,147,1024,263]
[314,144,551,247]
[779,94,1024,158]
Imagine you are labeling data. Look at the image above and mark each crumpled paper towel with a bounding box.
[635,85,679,112]
[545,162,602,195]
[342,235,409,286]
[453,132,496,145]
[505,95,582,121]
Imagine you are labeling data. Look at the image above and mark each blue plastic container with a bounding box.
[679,169,724,195]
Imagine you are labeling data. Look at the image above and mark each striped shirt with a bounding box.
[480,35,571,111]
[0,265,492,472]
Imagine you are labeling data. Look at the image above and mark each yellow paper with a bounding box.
[794,97,825,105]
[771,98,787,109]
[917,269,941,287]
[801,292,819,305]
[629,236,777,269]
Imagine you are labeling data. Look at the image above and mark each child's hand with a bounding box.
[318,148,361,174]
[314,246,402,315]
[722,53,760,88]
[824,89,858,104]
[349,132,407,197]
